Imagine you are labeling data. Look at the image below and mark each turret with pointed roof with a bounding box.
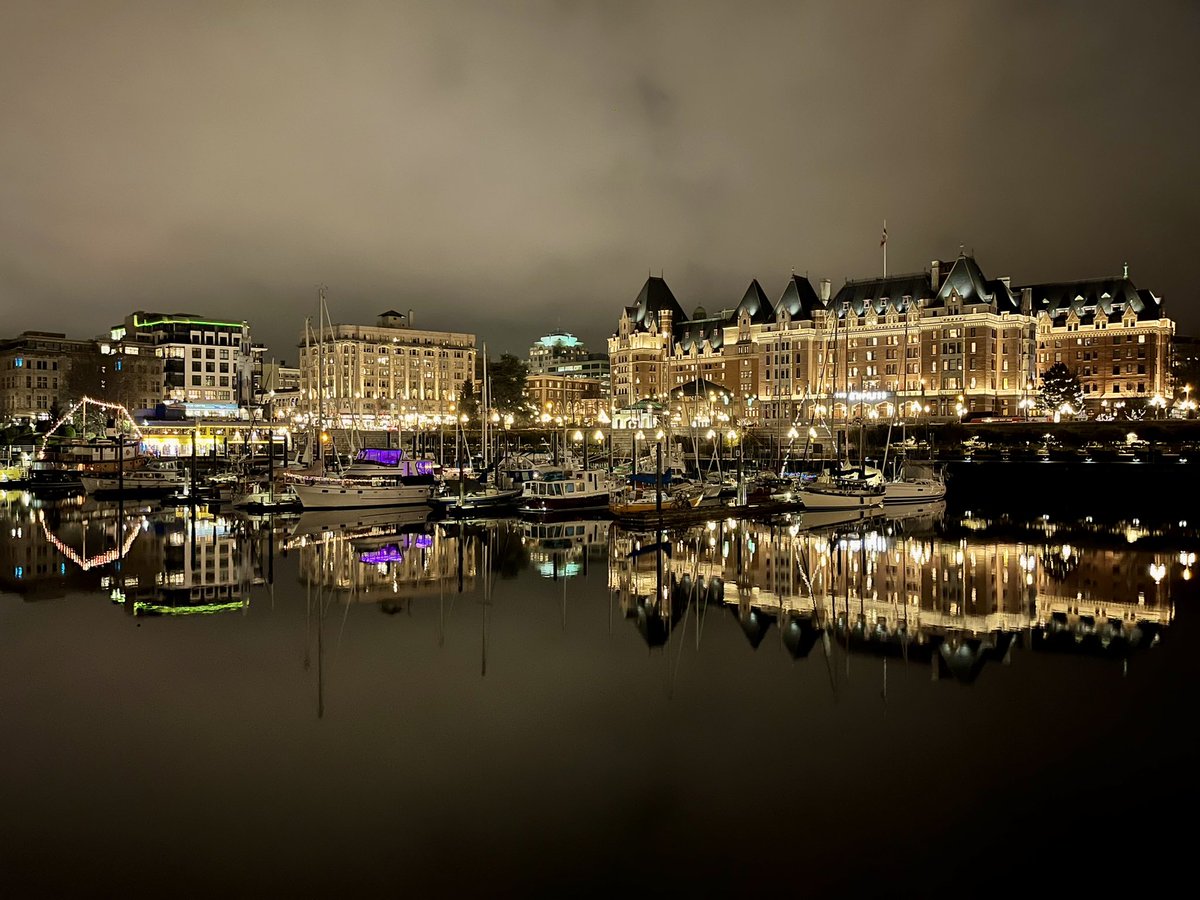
[628,275,687,332]
[775,274,824,321]
[734,279,774,324]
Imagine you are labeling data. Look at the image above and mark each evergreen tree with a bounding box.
[1039,363,1086,417]
[458,378,479,421]
[486,354,530,417]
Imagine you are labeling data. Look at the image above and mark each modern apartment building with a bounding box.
[113,312,253,416]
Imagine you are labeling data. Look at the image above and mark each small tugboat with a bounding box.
[517,468,613,514]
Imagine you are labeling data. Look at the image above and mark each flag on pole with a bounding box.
[880,221,887,247]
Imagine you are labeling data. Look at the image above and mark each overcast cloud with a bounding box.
[2,0,1197,360]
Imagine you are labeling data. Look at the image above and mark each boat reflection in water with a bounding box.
[287,507,476,608]
[0,491,259,616]
[610,500,1177,683]
[521,517,610,580]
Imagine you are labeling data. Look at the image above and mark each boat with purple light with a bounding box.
[286,448,436,510]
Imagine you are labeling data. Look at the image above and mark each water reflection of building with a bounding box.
[142,511,253,612]
[610,513,1176,679]
[0,495,255,614]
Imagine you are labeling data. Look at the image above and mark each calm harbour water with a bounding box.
[2,490,1197,896]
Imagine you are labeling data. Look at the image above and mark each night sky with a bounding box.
[2,0,1197,361]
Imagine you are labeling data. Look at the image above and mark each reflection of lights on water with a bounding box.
[535,560,581,579]
[42,518,144,571]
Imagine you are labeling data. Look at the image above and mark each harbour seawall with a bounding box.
[945,459,1195,516]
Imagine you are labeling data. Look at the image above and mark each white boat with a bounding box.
[797,471,885,510]
[882,462,946,504]
[80,460,186,494]
[287,448,435,509]
[883,478,946,504]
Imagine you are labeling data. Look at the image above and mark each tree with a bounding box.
[1039,363,1085,418]
[458,378,479,421]
[62,350,145,412]
[486,354,530,416]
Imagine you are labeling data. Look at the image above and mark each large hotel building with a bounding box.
[609,254,1174,425]
[297,310,476,427]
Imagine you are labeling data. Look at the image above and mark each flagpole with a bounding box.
[882,219,887,278]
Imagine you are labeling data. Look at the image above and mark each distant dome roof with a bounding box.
[692,305,707,320]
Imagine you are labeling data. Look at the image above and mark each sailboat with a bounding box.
[797,299,884,511]
[431,345,523,517]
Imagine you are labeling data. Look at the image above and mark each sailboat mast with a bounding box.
[481,343,489,471]
[315,296,324,466]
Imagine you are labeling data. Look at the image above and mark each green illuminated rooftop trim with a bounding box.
[133,600,249,616]
[132,314,246,329]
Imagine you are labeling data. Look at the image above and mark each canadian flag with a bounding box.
[880,222,887,247]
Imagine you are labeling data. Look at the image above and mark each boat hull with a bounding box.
[433,488,523,516]
[518,493,611,514]
[80,474,185,494]
[291,480,433,509]
[883,480,946,504]
[797,487,885,510]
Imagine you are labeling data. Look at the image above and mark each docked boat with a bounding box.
[286,448,436,509]
[232,483,302,513]
[432,485,523,517]
[518,468,613,514]
[882,462,946,504]
[609,485,704,516]
[27,463,85,494]
[797,470,886,510]
[80,459,186,495]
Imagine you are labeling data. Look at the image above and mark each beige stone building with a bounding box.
[609,255,1176,427]
[298,310,476,428]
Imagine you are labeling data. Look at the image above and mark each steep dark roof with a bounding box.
[933,255,993,306]
[831,272,933,316]
[734,279,774,324]
[775,274,825,321]
[675,316,727,352]
[1017,276,1163,324]
[630,276,687,331]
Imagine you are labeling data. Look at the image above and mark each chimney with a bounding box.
[1020,287,1033,316]
[819,278,831,302]
[407,308,414,329]
[930,260,941,292]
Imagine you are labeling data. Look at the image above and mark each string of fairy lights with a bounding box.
[37,397,144,460]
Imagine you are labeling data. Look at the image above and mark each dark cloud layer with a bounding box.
[2,0,1198,360]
